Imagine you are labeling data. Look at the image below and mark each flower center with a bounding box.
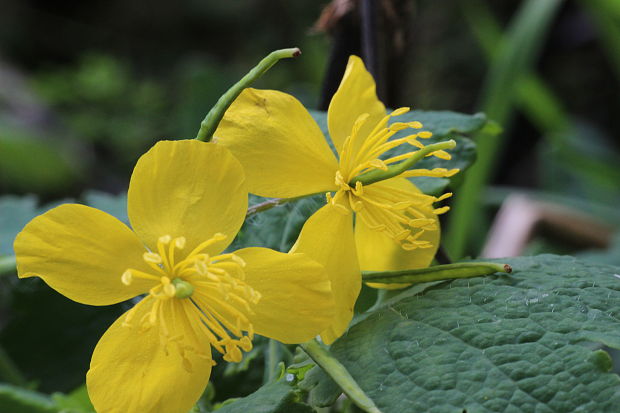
[121,233,261,366]
[328,108,458,250]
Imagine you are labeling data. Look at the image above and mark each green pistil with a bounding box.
[350,139,456,187]
[172,278,194,299]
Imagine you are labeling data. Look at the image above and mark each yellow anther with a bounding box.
[394,230,411,241]
[182,357,193,373]
[418,131,433,139]
[390,107,410,117]
[121,270,133,286]
[335,170,348,189]
[144,252,163,264]
[409,218,436,228]
[352,113,370,132]
[223,345,243,363]
[406,137,424,148]
[389,122,410,131]
[231,254,246,268]
[240,336,253,352]
[409,121,423,129]
[436,192,453,202]
[174,237,186,249]
[195,260,208,275]
[213,233,227,241]
[205,271,220,282]
[391,201,413,210]
[433,150,451,160]
[433,206,451,215]
[158,235,172,244]
[163,283,176,297]
[333,202,351,215]
[351,200,364,212]
[369,159,388,171]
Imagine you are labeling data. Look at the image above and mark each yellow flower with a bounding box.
[14,140,334,413]
[214,55,457,343]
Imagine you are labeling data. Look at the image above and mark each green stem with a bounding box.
[0,255,16,277]
[300,340,382,413]
[246,192,322,218]
[195,48,301,142]
[0,345,27,386]
[362,262,512,284]
[246,198,296,218]
[350,140,456,187]
[264,339,282,383]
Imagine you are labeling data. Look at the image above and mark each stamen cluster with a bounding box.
[121,233,262,366]
[329,108,458,250]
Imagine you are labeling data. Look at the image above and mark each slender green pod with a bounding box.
[196,48,301,142]
[362,261,512,284]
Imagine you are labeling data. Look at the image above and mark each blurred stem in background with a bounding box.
[263,340,283,384]
[580,0,620,81]
[446,0,563,259]
[0,344,26,386]
[0,255,16,277]
[460,0,569,134]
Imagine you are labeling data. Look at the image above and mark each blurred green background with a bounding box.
[1,0,620,410]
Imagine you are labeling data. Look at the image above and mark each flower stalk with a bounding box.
[196,48,302,142]
[300,339,382,413]
[0,255,16,277]
[362,261,512,284]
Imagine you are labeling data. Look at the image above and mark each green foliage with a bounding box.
[32,54,170,167]
[0,195,40,256]
[0,384,57,413]
[305,255,620,412]
[0,128,77,194]
[214,379,314,413]
[0,383,93,413]
[447,0,564,259]
[232,195,324,252]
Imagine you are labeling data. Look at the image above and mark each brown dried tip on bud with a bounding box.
[504,264,513,273]
[292,48,302,57]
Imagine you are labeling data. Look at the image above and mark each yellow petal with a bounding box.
[327,55,386,154]
[234,247,335,343]
[14,204,153,305]
[87,298,213,413]
[355,178,439,289]
[214,88,339,198]
[291,203,360,344]
[128,140,246,256]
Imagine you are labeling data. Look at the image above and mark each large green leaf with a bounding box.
[215,379,314,413]
[308,255,620,412]
[231,195,324,252]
